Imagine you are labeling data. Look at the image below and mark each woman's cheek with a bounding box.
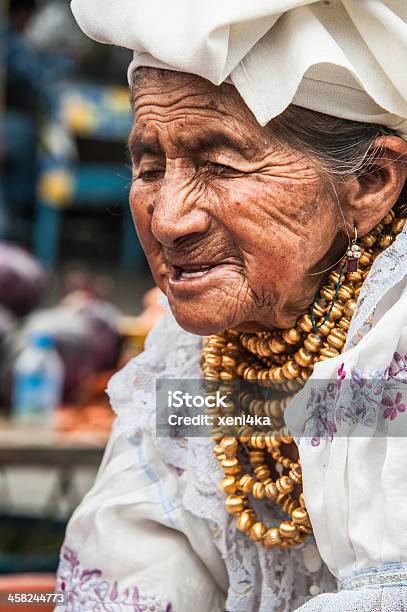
[245,227,310,311]
[129,183,156,243]
[129,184,168,293]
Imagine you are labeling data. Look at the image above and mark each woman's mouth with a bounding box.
[170,264,212,281]
[167,260,242,295]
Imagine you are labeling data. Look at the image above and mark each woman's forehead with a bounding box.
[132,68,253,120]
[133,68,227,97]
[131,69,268,156]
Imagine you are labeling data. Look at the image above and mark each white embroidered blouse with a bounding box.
[56,225,407,611]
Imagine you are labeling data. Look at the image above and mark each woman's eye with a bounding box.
[205,161,239,177]
[139,169,165,182]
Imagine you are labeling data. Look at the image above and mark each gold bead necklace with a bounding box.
[201,208,406,550]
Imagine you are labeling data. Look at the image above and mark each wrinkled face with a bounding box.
[129,69,346,335]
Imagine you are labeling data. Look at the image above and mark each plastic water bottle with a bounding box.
[12,332,64,424]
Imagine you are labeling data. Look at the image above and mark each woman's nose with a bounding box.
[150,172,210,248]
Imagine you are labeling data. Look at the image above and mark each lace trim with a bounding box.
[346,225,407,350]
[294,585,407,612]
[340,564,407,591]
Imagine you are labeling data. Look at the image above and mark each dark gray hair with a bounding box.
[271,105,407,208]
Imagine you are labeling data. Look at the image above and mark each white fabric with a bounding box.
[56,427,228,611]
[57,309,336,611]
[57,224,407,611]
[297,583,407,612]
[285,224,407,610]
[71,0,407,136]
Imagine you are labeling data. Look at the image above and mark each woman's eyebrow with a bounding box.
[128,137,161,161]
[129,130,256,161]
[178,131,255,158]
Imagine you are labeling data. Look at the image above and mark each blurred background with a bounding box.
[0,1,162,607]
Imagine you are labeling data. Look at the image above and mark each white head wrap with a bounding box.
[71,0,407,137]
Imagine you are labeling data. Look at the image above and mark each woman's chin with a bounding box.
[168,300,242,336]
[172,312,232,336]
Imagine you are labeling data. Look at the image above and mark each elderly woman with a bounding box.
[58,2,407,611]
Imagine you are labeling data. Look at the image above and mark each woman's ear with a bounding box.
[342,135,407,236]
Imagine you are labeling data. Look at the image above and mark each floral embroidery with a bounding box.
[382,392,406,420]
[336,363,346,389]
[56,545,173,611]
[302,386,337,447]
[299,351,407,444]
[389,351,407,381]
